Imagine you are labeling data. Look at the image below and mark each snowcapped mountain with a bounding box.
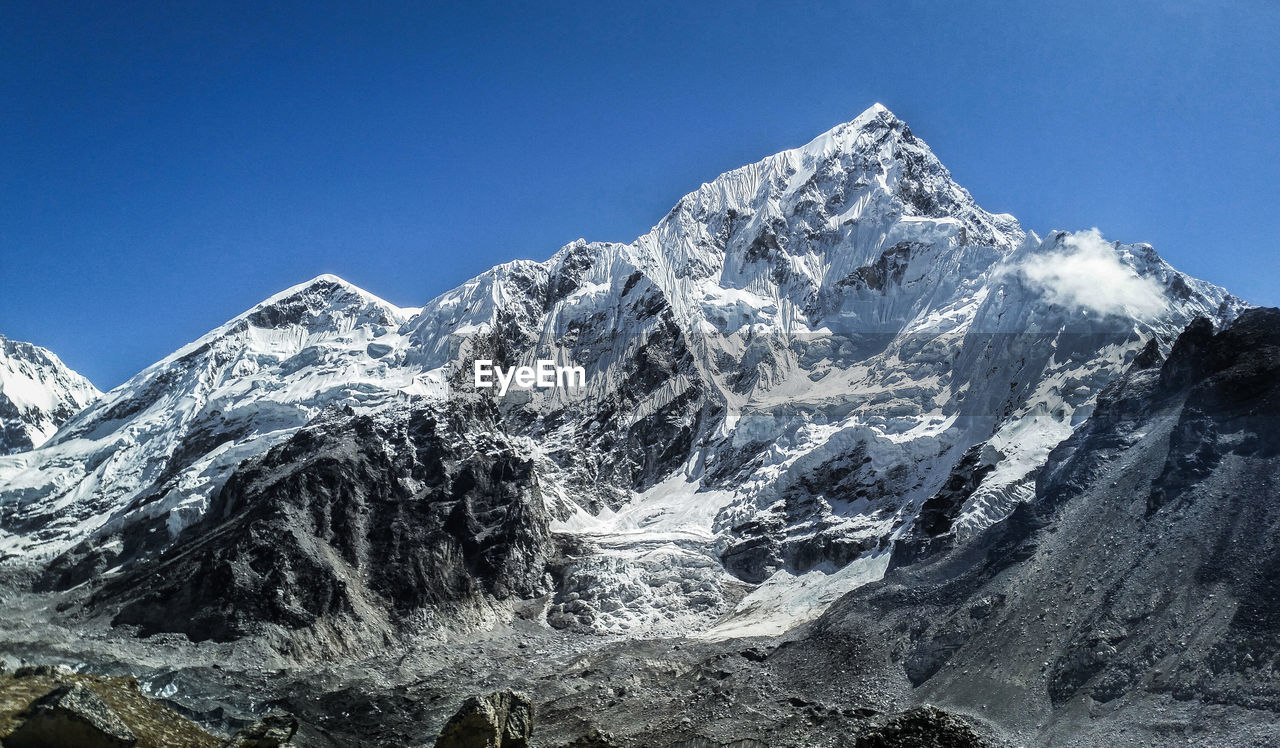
[0,336,100,456]
[0,276,421,555]
[0,104,1245,644]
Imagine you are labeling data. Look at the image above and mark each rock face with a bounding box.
[6,682,137,748]
[0,669,222,748]
[70,403,555,643]
[0,335,99,455]
[557,729,622,748]
[803,307,1280,734]
[854,706,987,748]
[222,714,298,748]
[435,690,534,748]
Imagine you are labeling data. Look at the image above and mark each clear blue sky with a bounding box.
[3,1,1278,388]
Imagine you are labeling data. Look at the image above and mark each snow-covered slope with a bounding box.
[0,336,100,455]
[0,276,423,554]
[0,105,1246,641]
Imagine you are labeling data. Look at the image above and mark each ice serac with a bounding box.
[0,336,100,455]
[0,105,1247,643]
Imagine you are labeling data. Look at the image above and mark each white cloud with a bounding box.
[1018,228,1168,319]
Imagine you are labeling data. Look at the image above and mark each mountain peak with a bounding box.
[0,335,100,454]
[248,273,420,324]
[856,101,896,123]
[793,102,913,161]
[638,104,1025,283]
[265,273,370,304]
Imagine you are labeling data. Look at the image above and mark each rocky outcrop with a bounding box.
[83,404,555,643]
[854,706,988,747]
[667,739,768,748]
[6,682,137,748]
[222,714,298,748]
[557,729,622,747]
[434,690,533,748]
[805,308,1280,733]
[0,668,220,748]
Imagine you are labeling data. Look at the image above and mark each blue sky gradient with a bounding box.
[3,1,1278,387]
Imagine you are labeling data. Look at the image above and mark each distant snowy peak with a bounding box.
[1003,229,1246,327]
[153,273,419,368]
[50,273,421,448]
[0,274,433,557]
[0,336,100,455]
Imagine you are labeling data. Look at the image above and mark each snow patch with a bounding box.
[699,549,892,640]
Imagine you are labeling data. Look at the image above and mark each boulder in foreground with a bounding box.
[435,689,534,748]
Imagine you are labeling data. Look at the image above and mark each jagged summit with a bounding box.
[634,103,1026,297]
[236,272,415,330]
[258,273,399,310]
[792,102,903,155]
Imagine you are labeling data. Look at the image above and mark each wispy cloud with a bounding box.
[1017,228,1168,319]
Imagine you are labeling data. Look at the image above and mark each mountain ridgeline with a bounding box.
[0,105,1249,652]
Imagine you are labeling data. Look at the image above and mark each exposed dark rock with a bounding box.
[221,713,298,747]
[557,728,621,747]
[1130,337,1163,370]
[721,446,884,582]
[837,242,918,293]
[0,668,223,748]
[854,706,988,747]
[12,666,63,679]
[806,307,1280,722]
[667,739,768,748]
[434,690,533,748]
[547,241,601,307]
[6,682,137,748]
[91,405,554,643]
[891,444,996,568]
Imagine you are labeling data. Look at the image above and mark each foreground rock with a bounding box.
[435,689,533,748]
[7,681,137,748]
[0,666,307,748]
[222,713,299,748]
[854,706,988,747]
[557,729,622,747]
[0,667,220,747]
